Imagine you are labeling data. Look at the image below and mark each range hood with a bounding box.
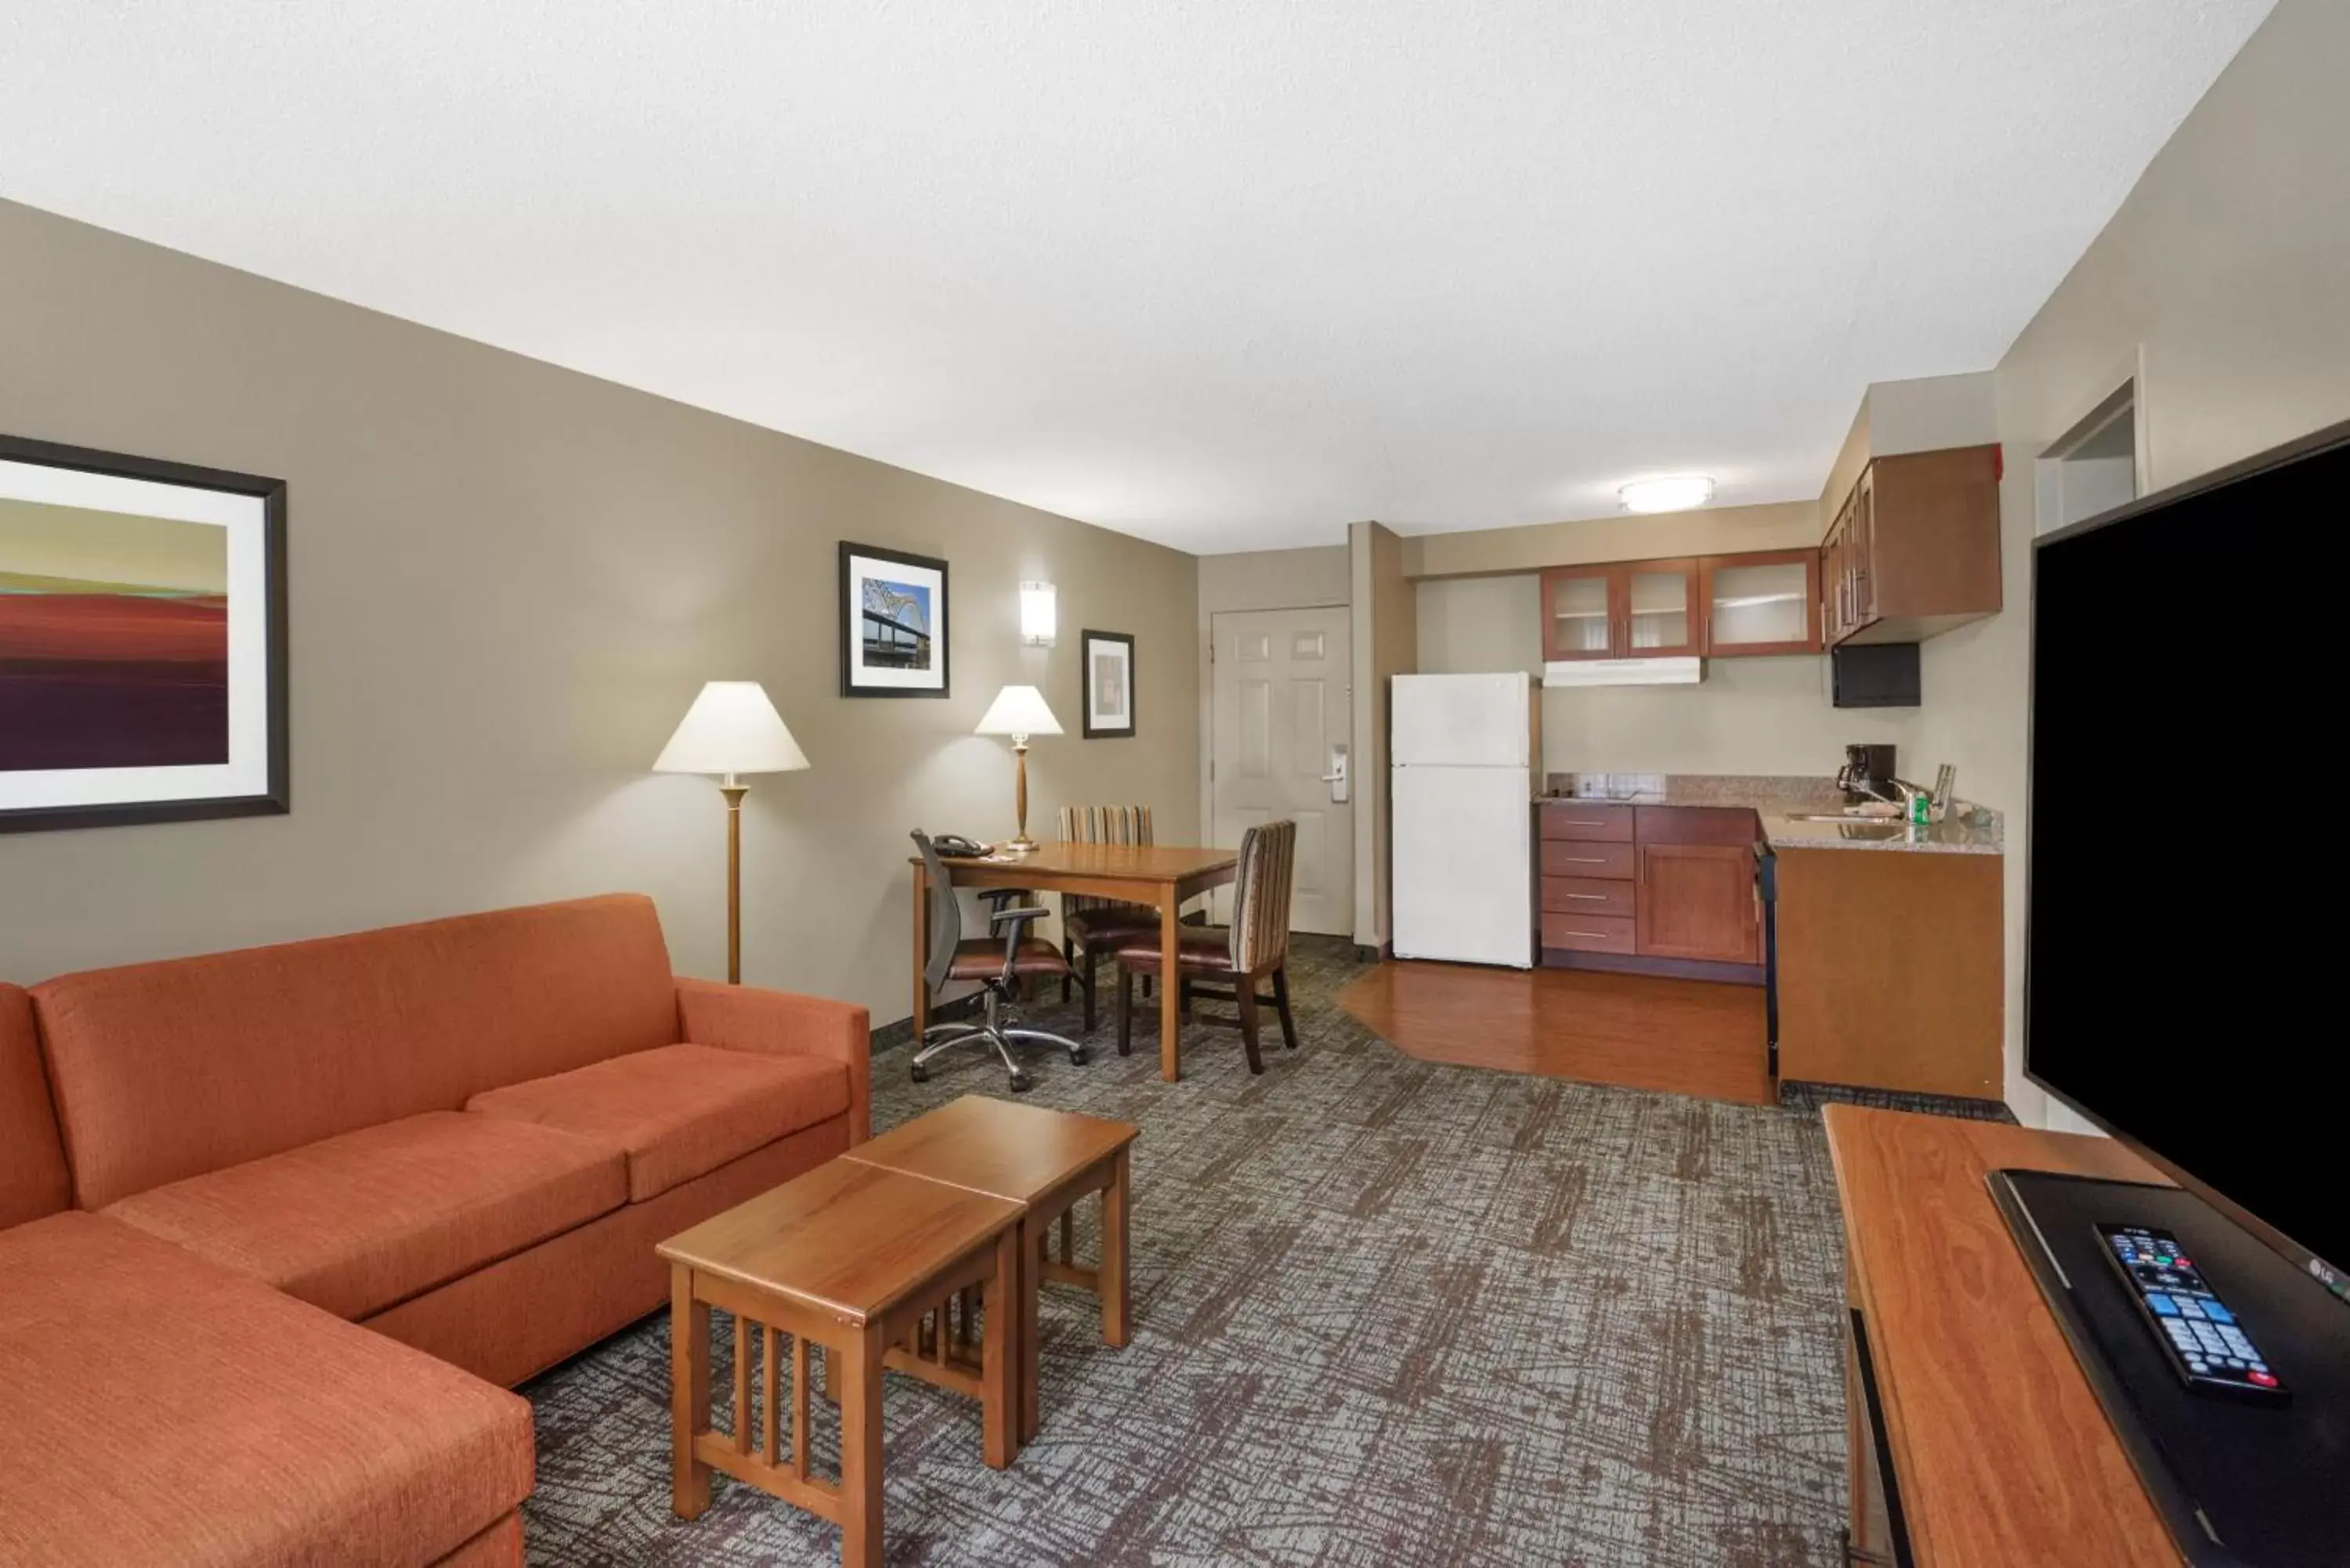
[1542,657,1702,688]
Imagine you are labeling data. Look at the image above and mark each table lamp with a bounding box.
[974,685,1061,854]
[653,681,809,983]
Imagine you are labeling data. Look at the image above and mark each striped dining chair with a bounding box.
[1111,818,1299,1075]
[1056,804,1163,1032]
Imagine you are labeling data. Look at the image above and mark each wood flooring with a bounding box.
[1334,960,1775,1107]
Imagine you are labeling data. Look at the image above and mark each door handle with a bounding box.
[1321,744,1350,803]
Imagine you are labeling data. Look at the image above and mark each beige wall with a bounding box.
[0,200,1201,1025]
[1415,574,1918,776]
[1196,545,1350,615]
[1819,372,1999,511]
[1820,399,1873,519]
[1918,0,2350,1123]
[1349,522,1414,947]
[1405,500,1821,579]
[1195,544,1349,844]
[1867,371,1997,459]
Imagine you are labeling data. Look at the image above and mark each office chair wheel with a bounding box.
[1008,1068,1036,1093]
[909,1061,931,1084]
[1067,1045,1089,1066]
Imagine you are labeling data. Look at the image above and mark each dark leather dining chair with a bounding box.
[1112,818,1299,1074]
[909,831,1088,1092]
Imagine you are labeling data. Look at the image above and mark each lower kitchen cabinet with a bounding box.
[1536,802,1762,977]
[1635,843,1760,963]
[1774,847,2003,1100]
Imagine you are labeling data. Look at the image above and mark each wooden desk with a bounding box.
[1824,1104,2182,1567]
[912,841,1240,1082]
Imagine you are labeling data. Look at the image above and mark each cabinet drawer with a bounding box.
[1542,876,1637,919]
[1541,912,1637,954]
[1540,803,1635,841]
[1541,840,1636,880]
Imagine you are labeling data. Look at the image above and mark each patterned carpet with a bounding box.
[521,938,1867,1566]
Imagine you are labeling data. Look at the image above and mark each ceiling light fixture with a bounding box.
[1618,475,1716,515]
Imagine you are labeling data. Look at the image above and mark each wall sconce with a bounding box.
[1019,580,1058,646]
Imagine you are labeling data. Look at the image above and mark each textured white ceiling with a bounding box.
[0,2,2272,553]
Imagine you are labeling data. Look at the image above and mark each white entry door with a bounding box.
[1209,606,1354,935]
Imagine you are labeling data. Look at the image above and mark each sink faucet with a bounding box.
[1880,777,1936,817]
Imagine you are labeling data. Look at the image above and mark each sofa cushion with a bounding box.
[0,1211,533,1568]
[33,893,679,1209]
[104,1110,629,1319]
[466,1042,851,1202]
[0,982,71,1228]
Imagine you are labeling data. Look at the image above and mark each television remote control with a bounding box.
[2097,1223,2289,1404]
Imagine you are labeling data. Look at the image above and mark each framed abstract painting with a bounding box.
[0,433,288,834]
[1082,628,1135,738]
[838,541,949,697]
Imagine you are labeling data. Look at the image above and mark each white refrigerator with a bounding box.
[1390,671,1538,967]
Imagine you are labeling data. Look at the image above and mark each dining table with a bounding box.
[910,840,1242,1082]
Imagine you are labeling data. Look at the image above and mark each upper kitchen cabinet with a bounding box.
[1625,561,1702,656]
[1539,559,1702,661]
[1821,444,2002,646]
[1699,549,1821,656]
[1541,565,1615,659]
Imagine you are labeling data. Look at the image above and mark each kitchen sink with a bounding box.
[1781,812,1907,823]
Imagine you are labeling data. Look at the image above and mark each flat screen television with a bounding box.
[2030,415,2348,1310]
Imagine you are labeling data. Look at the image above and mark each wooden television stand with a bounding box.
[1823,1104,2185,1566]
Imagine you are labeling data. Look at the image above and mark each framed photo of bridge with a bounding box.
[838,540,949,698]
[1,432,289,834]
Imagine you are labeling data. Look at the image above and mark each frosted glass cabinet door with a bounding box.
[1624,560,1701,656]
[1541,566,1616,660]
[1701,551,1822,656]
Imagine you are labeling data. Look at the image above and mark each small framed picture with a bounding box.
[1083,629,1135,739]
[839,541,949,698]
[2,432,289,835]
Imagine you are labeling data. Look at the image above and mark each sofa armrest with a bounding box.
[676,978,871,1144]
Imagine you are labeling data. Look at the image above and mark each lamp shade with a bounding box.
[973,685,1062,738]
[653,681,810,774]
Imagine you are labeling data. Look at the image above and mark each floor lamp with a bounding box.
[653,681,809,983]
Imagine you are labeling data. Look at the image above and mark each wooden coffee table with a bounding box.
[844,1094,1138,1446]
[657,1159,1022,1568]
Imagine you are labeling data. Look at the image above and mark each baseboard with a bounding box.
[1536,948,1764,986]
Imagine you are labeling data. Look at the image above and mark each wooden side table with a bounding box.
[844,1094,1138,1447]
[657,1159,1023,1568]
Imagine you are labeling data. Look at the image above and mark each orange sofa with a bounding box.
[0,894,870,1567]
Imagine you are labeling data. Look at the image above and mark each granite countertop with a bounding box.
[1753,810,2003,856]
[1533,772,2004,856]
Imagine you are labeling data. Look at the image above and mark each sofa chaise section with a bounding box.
[0,1211,534,1568]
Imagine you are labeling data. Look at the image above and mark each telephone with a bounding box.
[929,834,990,859]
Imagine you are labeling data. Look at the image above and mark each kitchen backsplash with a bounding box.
[1546,772,1849,809]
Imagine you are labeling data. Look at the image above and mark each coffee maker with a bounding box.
[1838,743,1896,804]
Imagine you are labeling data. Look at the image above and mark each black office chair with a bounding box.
[910,831,1088,1092]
